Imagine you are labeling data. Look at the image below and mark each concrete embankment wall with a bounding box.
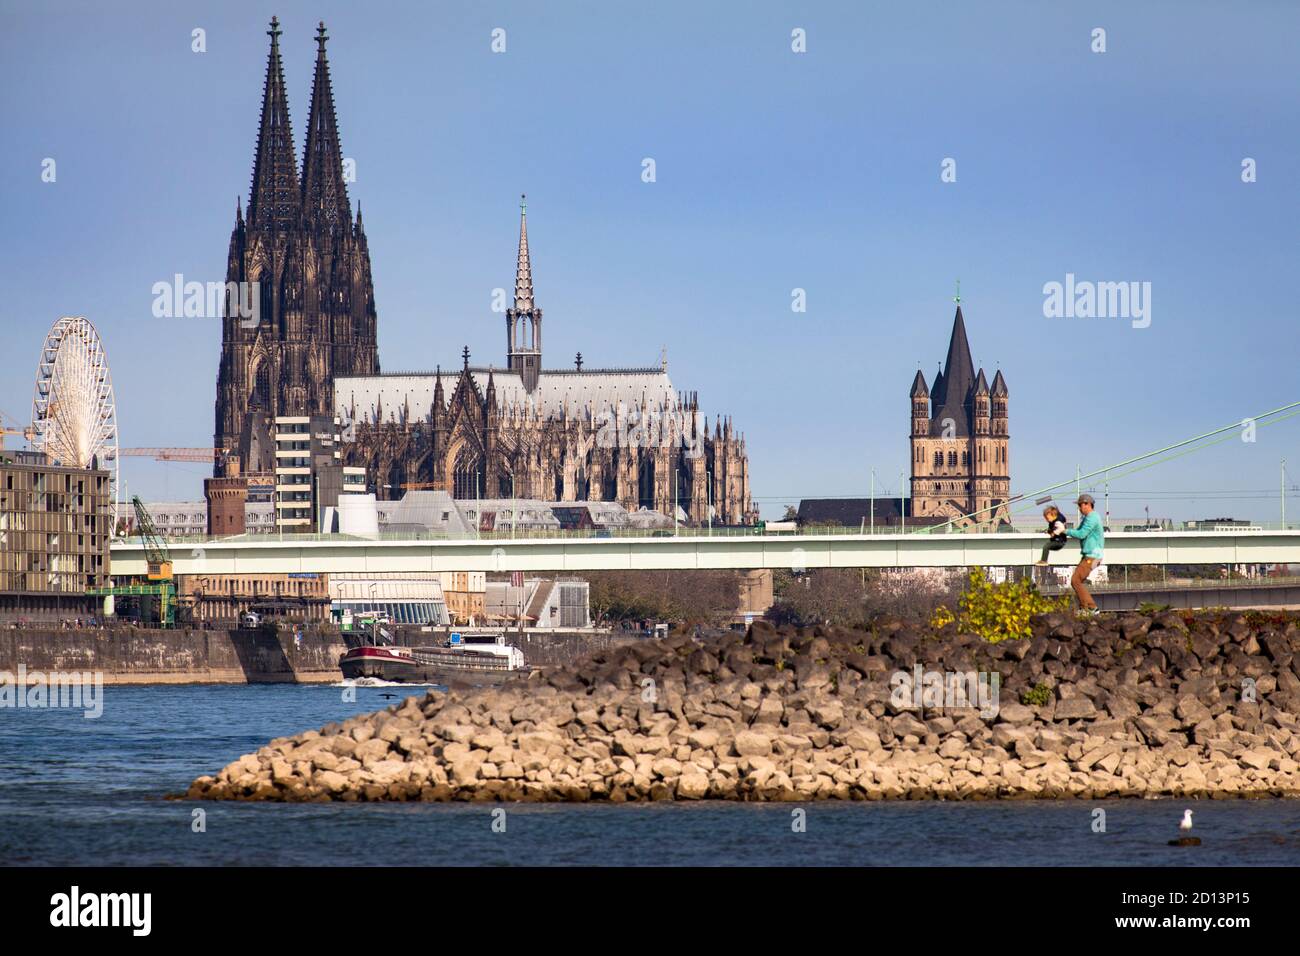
[0,627,348,684]
[0,627,633,684]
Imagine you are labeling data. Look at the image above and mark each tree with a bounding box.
[586,570,741,628]
[766,569,870,628]
[766,567,964,627]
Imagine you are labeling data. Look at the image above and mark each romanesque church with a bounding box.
[214,19,753,525]
[908,302,1010,527]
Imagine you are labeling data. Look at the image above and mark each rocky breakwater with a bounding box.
[185,610,1300,802]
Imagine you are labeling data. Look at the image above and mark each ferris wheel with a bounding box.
[30,316,120,513]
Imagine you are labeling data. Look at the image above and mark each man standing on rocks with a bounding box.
[1063,493,1103,612]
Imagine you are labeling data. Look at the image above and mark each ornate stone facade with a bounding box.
[337,200,751,525]
[214,19,379,475]
[214,20,752,525]
[909,303,1010,528]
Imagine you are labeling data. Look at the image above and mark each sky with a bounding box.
[2,0,1298,522]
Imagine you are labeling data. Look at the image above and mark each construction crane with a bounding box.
[132,495,173,581]
[0,409,33,452]
[120,447,227,463]
[0,425,33,451]
[88,496,177,627]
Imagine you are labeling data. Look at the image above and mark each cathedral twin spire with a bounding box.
[247,17,351,233]
[218,18,379,473]
[247,16,298,231]
[301,21,351,230]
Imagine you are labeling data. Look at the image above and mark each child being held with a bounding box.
[1036,505,1068,566]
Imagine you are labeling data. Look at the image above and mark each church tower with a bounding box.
[505,195,542,392]
[214,18,379,475]
[908,297,1010,528]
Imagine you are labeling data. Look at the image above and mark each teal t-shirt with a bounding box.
[1066,510,1104,558]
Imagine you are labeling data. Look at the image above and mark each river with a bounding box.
[2,685,1298,866]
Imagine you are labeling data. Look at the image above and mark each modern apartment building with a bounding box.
[0,451,110,621]
[274,414,366,533]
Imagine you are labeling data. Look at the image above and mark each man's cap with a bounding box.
[1077,493,1095,505]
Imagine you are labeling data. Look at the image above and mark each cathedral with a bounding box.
[215,18,378,469]
[214,19,752,525]
[908,300,1011,528]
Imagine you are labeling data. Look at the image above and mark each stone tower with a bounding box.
[214,18,379,475]
[908,302,1010,527]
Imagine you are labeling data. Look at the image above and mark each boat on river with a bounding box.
[339,632,529,686]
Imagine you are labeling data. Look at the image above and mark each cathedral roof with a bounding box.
[336,366,680,425]
[910,369,928,398]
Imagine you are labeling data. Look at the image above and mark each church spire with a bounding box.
[930,303,977,436]
[514,194,534,312]
[506,194,542,391]
[247,16,300,231]
[301,20,351,231]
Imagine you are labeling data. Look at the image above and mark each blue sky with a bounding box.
[2,0,1298,521]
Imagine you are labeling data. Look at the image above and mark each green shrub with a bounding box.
[932,568,1069,643]
[1021,683,1052,707]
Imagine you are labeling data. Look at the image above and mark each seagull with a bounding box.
[1180,809,1194,832]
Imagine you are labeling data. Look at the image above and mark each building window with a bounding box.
[453,451,482,500]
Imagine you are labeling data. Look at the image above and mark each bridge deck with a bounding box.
[107,530,1300,576]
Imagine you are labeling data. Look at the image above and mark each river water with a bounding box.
[2,684,1298,866]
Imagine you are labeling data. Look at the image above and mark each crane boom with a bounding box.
[131,495,173,580]
[120,448,226,462]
